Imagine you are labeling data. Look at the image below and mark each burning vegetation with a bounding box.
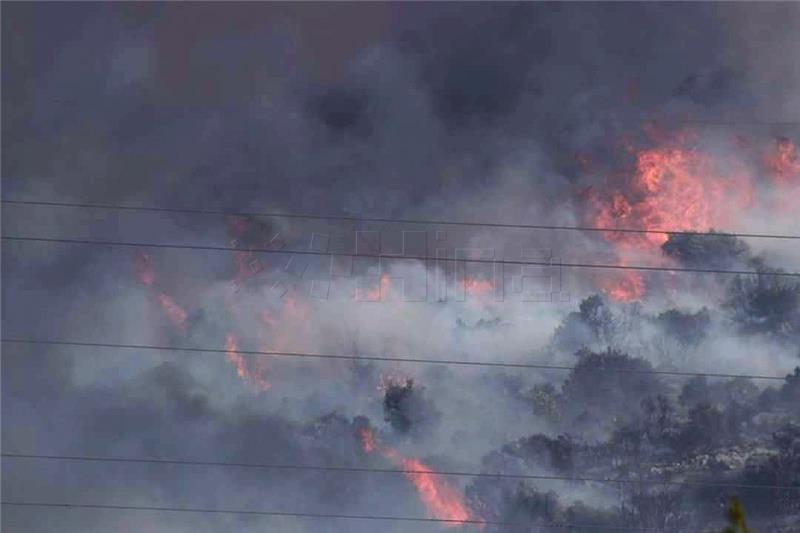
[133,250,189,332]
[8,5,800,533]
[582,128,800,303]
[357,426,475,526]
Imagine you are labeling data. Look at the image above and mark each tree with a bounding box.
[721,496,751,533]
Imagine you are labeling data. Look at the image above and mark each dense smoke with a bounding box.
[3,3,799,532]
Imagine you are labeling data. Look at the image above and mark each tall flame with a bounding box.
[357,427,475,526]
[765,137,800,184]
[395,455,474,525]
[224,333,249,382]
[133,250,188,332]
[587,130,754,301]
[224,333,270,391]
[156,293,188,331]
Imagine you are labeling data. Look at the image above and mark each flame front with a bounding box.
[587,131,754,301]
[397,456,473,525]
[591,141,753,248]
[357,427,475,527]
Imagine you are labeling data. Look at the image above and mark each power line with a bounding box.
[4,453,796,491]
[4,198,799,241]
[0,500,662,530]
[4,235,799,278]
[1,338,789,381]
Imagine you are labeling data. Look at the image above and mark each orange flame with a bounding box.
[134,250,155,287]
[587,130,754,301]
[225,333,249,381]
[600,270,645,303]
[593,143,752,247]
[358,427,377,454]
[357,427,474,526]
[765,137,800,184]
[156,293,188,331]
[358,274,391,301]
[459,277,494,296]
[397,457,473,525]
[224,333,270,391]
[133,250,189,332]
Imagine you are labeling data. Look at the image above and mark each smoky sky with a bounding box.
[3,3,800,533]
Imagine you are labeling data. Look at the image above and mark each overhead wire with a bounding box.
[1,338,790,381]
[3,198,800,240]
[3,452,796,491]
[3,235,799,278]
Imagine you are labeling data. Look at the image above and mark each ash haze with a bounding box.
[2,3,799,532]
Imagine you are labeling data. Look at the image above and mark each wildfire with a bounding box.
[134,250,155,286]
[224,333,270,391]
[225,333,248,380]
[587,130,754,301]
[227,216,266,285]
[593,142,752,247]
[397,456,473,525]
[133,250,188,332]
[357,274,392,301]
[459,277,494,296]
[765,137,800,184]
[357,427,474,526]
[358,427,377,454]
[600,270,645,303]
[156,292,188,331]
